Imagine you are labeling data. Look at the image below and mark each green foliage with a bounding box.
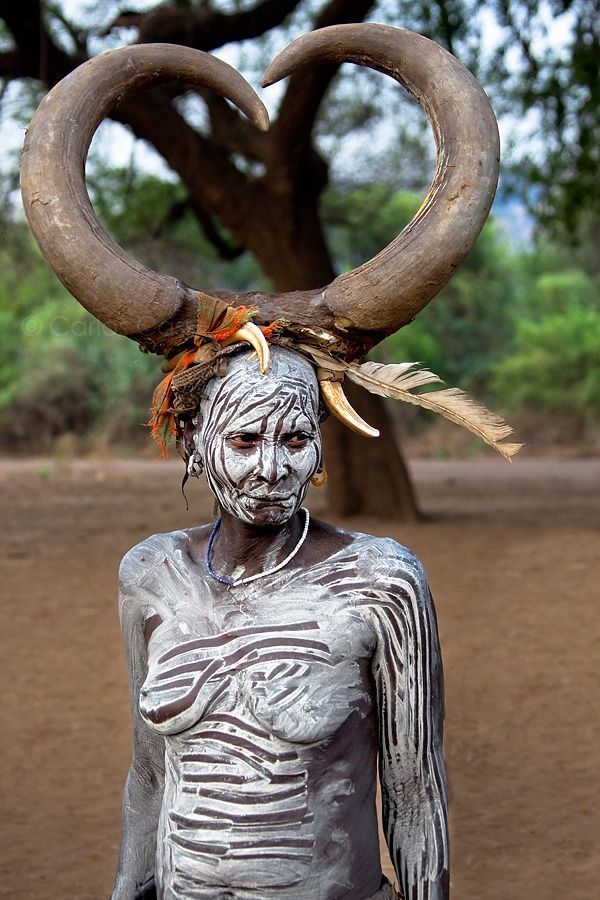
[492,303,600,424]
[322,186,420,270]
[0,224,159,450]
[379,215,518,393]
[2,1,599,243]
[1,178,598,452]
[1,0,597,454]
[90,166,188,242]
[488,235,600,428]
[522,269,597,317]
[0,168,271,452]
[323,183,600,438]
[504,0,600,241]
[88,164,269,292]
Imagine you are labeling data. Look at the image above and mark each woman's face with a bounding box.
[198,350,322,526]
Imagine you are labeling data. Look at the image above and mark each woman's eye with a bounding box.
[285,431,310,448]
[229,433,259,449]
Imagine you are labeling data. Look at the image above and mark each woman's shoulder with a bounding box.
[362,533,426,576]
[318,520,423,567]
[346,529,429,596]
[310,518,428,591]
[119,529,193,589]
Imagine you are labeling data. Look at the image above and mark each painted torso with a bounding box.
[120,524,447,900]
[121,528,417,900]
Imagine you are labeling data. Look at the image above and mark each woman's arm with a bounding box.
[111,559,165,900]
[369,548,449,900]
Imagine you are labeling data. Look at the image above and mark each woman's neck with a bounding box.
[210,508,304,583]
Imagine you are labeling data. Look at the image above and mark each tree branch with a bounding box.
[45,1,88,58]
[112,88,261,247]
[200,88,269,162]
[99,10,144,37]
[0,50,23,79]
[191,202,246,261]
[111,0,303,51]
[271,0,377,165]
[496,0,539,83]
[0,1,342,292]
[0,0,82,84]
[154,197,245,260]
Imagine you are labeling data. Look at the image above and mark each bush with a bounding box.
[492,303,600,430]
[1,184,598,454]
[0,236,160,450]
[379,219,518,394]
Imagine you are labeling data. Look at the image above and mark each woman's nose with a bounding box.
[259,442,289,484]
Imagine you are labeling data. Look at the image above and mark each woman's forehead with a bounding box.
[203,350,319,422]
[209,380,317,431]
[237,389,315,428]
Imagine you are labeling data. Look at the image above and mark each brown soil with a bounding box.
[1,458,599,900]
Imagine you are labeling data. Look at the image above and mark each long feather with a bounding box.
[346,361,522,461]
[345,360,444,394]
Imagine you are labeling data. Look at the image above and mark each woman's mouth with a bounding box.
[241,493,294,506]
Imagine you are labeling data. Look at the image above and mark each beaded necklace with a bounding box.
[205,507,310,587]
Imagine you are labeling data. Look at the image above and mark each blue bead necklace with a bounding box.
[205,507,310,587]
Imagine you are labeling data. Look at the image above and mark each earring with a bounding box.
[187,451,203,478]
[310,467,328,488]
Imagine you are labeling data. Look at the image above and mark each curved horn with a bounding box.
[223,322,271,374]
[318,374,380,439]
[263,24,500,335]
[21,44,268,336]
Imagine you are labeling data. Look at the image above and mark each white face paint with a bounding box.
[196,349,322,525]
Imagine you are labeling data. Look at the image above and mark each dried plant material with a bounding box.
[345,361,522,461]
[346,360,443,394]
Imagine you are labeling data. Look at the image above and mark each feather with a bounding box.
[345,360,443,394]
[346,361,522,461]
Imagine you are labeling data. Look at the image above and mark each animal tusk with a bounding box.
[318,375,380,438]
[224,322,270,374]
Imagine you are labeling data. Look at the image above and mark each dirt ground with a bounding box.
[1,457,599,900]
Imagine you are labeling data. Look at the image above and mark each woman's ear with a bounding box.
[177,415,204,477]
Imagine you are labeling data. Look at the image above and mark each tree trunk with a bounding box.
[253,195,420,522]
[321,385,420,521]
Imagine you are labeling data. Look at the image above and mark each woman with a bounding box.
[21,22,518,900]
[113,347,447,900]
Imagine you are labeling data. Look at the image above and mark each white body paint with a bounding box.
[113,348,448,900]
[192,350,321,527]
[118,530,447,900]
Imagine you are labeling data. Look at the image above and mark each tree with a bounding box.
[0,0,425,519]
[489,0,600,243]
[2,1,595,515]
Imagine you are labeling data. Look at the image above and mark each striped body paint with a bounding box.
[118,530,447,899]
[114,348,447,900]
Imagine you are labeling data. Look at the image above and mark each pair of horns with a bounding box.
[20,24,499,351]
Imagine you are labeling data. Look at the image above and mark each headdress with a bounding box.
[21,26,521,460]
